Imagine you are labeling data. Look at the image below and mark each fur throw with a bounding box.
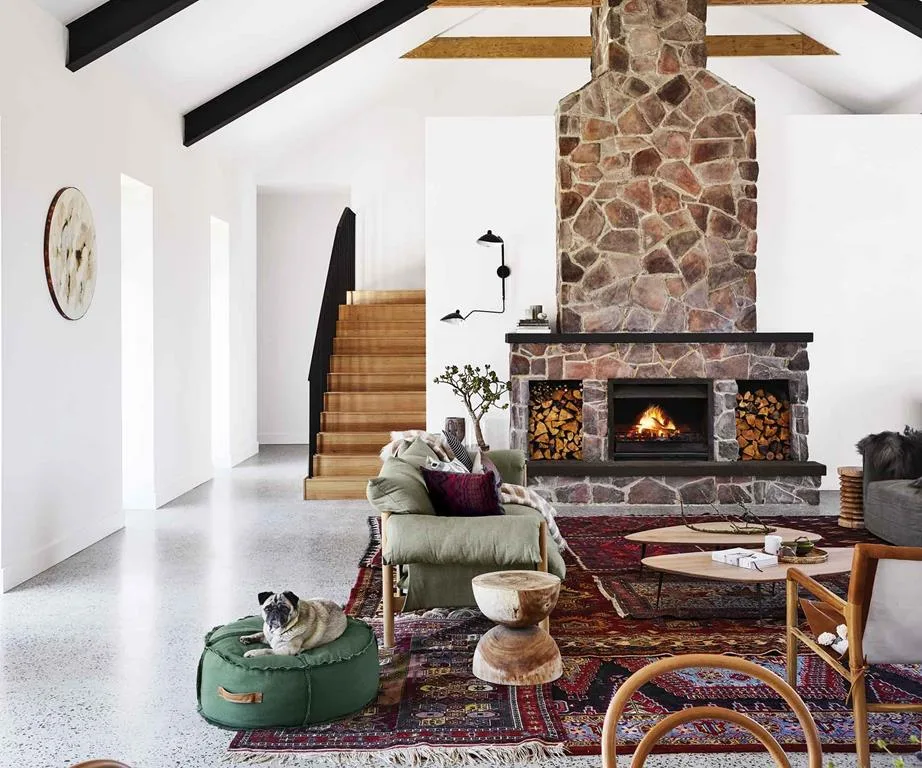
[856,427,922,486]
[379,430,453,463]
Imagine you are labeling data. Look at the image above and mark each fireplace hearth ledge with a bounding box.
[506,332,814,344]
[527,459,827,478]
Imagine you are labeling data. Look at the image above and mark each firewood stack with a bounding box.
[529,384,583,461]
[736,388,792,461]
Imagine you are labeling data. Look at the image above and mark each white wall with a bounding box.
[0,0,257,589]
[258,107,426,292]
[760,115,922,488]
[258,190,351,444]
[425,117,557,449]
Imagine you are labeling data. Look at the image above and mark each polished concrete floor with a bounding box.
[0,446,904,767]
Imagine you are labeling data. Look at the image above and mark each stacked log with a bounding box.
[736,388,791,461]
[529,385,583,460]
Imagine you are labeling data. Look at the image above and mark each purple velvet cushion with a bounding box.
[422,467,503,517]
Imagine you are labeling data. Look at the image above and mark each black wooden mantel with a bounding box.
[527,459,828,478]
[507,332,814,344]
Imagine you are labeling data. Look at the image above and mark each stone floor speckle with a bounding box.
[0,446,902,767]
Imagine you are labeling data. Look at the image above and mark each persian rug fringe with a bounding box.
[226,741,568,768]
[592,574,627,618]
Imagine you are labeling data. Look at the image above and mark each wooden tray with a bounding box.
[769,546,830,565]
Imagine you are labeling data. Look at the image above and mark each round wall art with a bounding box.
[44,187,98,320]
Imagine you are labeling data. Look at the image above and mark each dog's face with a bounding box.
[257,591,301,631]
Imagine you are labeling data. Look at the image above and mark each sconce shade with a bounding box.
[440,310,465,325]
[477,230,504,247]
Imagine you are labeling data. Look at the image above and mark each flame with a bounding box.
[630,404,680,438]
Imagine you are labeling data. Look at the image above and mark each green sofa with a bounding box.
[367,440,566,648]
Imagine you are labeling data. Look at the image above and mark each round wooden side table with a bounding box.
[471,570,562,686]
[838,466,865,529]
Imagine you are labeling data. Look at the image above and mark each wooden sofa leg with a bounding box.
[539,521,551,634]
[381,513,396,649]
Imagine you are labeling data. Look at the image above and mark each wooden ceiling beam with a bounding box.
[431,0,864,5]
[403,34,837,59]
[67,0,202,71]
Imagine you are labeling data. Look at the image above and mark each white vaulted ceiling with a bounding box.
[28,0,922,165]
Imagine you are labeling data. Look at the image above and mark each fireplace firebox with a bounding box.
[609,380,713,461]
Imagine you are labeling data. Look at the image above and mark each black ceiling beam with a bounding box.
[866,0,922,39]
[183,0,435,147]
[67,0,202,72]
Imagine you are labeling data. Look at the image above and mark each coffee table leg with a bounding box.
[756,582,763,621]
[640,543,647,574]
[655,573,664,610]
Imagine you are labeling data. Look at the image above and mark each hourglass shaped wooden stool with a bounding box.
[472,570,562,686]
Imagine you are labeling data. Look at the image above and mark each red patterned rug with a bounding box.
[228,515,922,765]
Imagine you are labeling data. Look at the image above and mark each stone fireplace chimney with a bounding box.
[557,0,758,334]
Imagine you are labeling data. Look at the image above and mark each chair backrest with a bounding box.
[69,762,133,768]
[851,544,922,664]
[600,654,822,768]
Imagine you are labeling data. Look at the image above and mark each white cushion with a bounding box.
[863,559,922,664]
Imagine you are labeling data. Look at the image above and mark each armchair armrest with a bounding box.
[787,567,847,613]
[383,513,543,568]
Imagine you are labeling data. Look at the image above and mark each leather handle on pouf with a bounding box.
[218,686,263,704]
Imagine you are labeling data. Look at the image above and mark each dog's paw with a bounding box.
[239,636,255,645]
[243,649,271,659]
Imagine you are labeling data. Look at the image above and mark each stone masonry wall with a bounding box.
[558,0,758,333]
[510,339,816,504]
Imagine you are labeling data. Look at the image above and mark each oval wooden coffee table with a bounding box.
[472,570,562,686]
[642,547,854,619]
[627,523,823,569]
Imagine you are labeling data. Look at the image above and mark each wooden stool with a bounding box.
[838,466,865,530]
[472,570,562,686]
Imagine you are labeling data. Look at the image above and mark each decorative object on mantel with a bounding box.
[837,466,865,530]
[516,304,551,333]
[443,416,466,444]
[433,364,510,451]
[44,187,97,320]
[440,230,511,325]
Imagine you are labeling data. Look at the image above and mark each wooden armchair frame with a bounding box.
[601,654,822,768]
[380,512,549,649]
[786,543,922,768]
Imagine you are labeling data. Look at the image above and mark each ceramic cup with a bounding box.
[765,535,784,555]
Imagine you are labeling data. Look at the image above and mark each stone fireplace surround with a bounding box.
[508,331,826,505]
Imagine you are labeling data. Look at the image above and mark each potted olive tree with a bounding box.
[434,364,510,452]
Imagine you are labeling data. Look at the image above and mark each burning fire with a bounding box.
[629,404,680,439]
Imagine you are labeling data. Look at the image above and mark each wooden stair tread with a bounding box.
[303,476,370,501]
[327,372,425,392]
[347,290,425,305]
[339,305,425,320]
[330,355,425,373]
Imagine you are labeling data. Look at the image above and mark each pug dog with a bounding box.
[239,591,348,658]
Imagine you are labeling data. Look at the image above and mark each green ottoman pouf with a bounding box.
[197,615,379,729]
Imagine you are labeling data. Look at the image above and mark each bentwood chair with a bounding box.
[786,543,922,768]
[601,654,823,768]
[69,762,133,768]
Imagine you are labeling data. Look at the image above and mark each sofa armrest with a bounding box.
[485,449,526,486]
[383,513,542,567]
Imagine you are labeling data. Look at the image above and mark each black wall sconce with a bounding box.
[440,230,512,325]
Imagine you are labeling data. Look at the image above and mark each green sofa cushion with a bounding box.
[383,503,565,578]
[367,457,435,516]
[396,436,439,468]
[197,616,379,729]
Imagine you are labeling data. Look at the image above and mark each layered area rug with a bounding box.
[228,515,922,765]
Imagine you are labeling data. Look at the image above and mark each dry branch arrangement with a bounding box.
[680,500,777,535]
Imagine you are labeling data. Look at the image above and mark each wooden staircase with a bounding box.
[303,290,426,500]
